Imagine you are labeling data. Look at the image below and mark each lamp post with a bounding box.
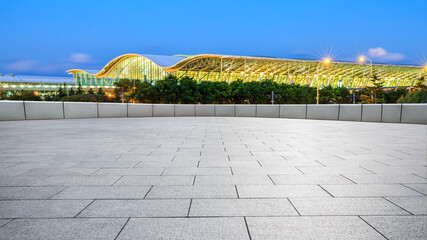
[316,58,332,104]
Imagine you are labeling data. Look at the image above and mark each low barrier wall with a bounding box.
[0,101,426,124]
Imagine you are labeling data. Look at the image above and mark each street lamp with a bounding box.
[358,55,373,86]
[316,58,332,104]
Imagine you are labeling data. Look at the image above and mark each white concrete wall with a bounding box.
[215,105,235,117]
[280,105,306,119]
[24,101,63,120]
[235,105,256,117]
[362,104,382,122]
[307,104,339,120]
[98,103,127,118]
[196,105,215,116]
[382,104,402,123]
[128,104,153,117]
[64,102,97,119]
[1,101,427,125]
[175,104,195,117]
[0,101,26,121]
[256,105,280,118]
[339,104,362,121]
[401,104,427,124]
[152,104,174,117]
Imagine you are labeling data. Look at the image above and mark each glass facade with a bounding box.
[68,54,426,88]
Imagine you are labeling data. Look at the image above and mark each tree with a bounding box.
[414,76,426,90]
[88,88,95,95]
[97,87,105,96]
[58,85,66,98]
[69,87,75,96]
[114,79,133,102]
[77,82,84,94]
[363,74,385,104]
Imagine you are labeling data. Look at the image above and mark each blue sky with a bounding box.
[1,0,426,76]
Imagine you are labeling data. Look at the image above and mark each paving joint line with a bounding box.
[243,217,253,240]
[48,186,70,199]
[340,174,358,184]
[111,176,124,186]
[143,186,153,199]
[358,216,389,240]
[74,199,95,218]
[287,198,301,216]
[113,218,130,240]
[317,184,335,197]
[234,185,240,198]
[186,199,193,217]
[382,197,414,215]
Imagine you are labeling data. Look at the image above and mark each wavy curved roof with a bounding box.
[67,53,426,87]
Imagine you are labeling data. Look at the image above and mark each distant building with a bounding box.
[67,54,426,88]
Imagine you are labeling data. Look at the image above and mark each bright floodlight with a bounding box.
[359,56,365,63]
[323,58,331,64]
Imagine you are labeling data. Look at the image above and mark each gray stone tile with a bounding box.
[0,218,127,240]
[198,161,260,168]
[71,161,139,168]
[321,184,424,197]
[232,167,301,175]
[361,216,427,240]
[298,166,375,175]
[403,183,427,194]
[79,199,190,217]
[0,176,45,186]
[92,168,165,176]
[22,168,98,177]
[195,175,273,185]
[270,174,353,185]
[146,186,237,198]
[114,175,194,186]
[385,197,427,214]
[0,187,64,200]
[290,197,410,216]
[51,186,151,199]
[33,176,120,186]
[0,200,92,218]
[162,167,232,175]
[117,217,249,240]
[237,185,331,198]
[342,173,426,184]
[135,161,198,168]
[0,219,12,228]
[246,216,384,239]
[190,199,298,216]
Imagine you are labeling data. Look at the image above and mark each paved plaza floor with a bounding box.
[0,117,426,239]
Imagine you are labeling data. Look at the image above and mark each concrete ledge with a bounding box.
[196,105,215,116]
[235,105,256,117]
[128,104,152,117]
[64,102,97,119]
[215,105,235,117]
[98,103,127,118]
[175,104,195,117]
[0,101,26,121]
[307,104,339,120]
[382,104,401,123]
[153,104,174,117]
[362,104,382,122]
[401,104,427,124]
[24,101,63,120]
[339,104,362,121]
[280,105,306,119]
[256,105,280,118]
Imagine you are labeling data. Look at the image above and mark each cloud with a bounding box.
[368,47,406,62]
[5,60,40,71]
[70,53,91,63]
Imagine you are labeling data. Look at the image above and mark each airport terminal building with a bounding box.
[1,54,426,94]
[67,54,425,88]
